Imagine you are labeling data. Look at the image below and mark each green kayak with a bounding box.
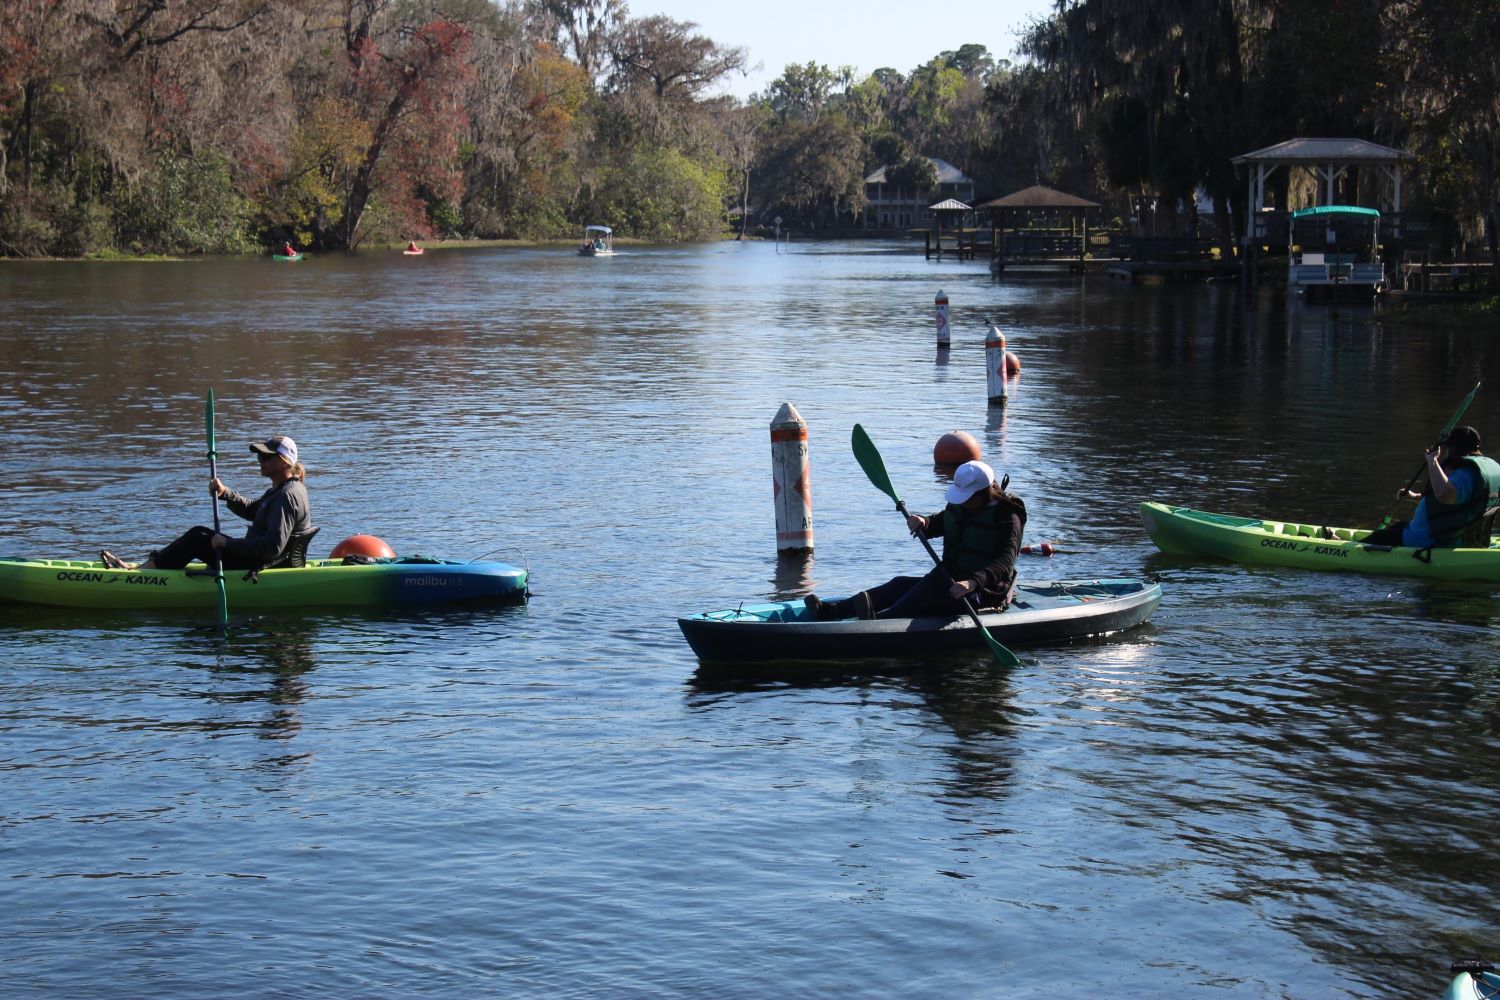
[0,556,527,609]
[1140,502,1500,581]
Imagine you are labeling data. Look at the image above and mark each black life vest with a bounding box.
[941,493,1027,591]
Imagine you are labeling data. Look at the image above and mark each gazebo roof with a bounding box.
[928,198,971,211]
[977,185,1099,209]
[1231,138,1411,166]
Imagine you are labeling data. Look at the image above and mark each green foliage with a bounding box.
[885,156,937,195]
[113,149,256,255]
[601,146,728,240]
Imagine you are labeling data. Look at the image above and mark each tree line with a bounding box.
[1,0,1495,270]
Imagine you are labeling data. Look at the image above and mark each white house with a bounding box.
[863,157,976,229]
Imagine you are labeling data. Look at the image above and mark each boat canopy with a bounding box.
[584,225,613,234]
[1290,205,1380,220]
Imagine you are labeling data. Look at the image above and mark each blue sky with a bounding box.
[638,0,1056,98]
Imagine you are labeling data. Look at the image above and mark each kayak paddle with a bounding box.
[850,423,1019,667]
[1377,380,1481,529]
[205,390,229,628]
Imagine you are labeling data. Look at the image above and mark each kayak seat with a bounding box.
[240,527,319,583]
[1460,506,1500,549]
[263,527,321,571]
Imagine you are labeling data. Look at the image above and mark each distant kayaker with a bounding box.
[281,242,296,257]
[407,241,419,252]
[100,436,311,571]
[1365,425,1500,547]
[805,460,1026,620]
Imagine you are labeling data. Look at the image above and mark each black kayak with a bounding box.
[677,578,1161,663]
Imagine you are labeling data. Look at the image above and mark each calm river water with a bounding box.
[2,242,1498,997]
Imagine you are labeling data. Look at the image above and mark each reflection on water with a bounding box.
[4,244,1500,996]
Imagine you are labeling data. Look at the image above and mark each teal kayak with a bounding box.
[679,578,1161,663]
[1141,501,1500,581]
[1444,962,1499,999]
[0,555,526,609]
[272,253,303,261]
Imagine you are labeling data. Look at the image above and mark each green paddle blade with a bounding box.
[851,423,900,506]
[205,389,217,457]
[982,627,1020,667]
[1440,380,1482,442]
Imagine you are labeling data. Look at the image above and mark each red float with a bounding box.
[330,534,396,559]
[933,430,982,466]
[1005,351,1021,377]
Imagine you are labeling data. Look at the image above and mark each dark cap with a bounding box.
[249,435,298,465]
[1443,425,1481,454]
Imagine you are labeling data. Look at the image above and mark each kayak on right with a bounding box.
[1140,501,1500,582]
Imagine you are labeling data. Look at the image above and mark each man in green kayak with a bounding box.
[1365,425,1500,548]
[805,460,1026,620]
[101,435,311,570]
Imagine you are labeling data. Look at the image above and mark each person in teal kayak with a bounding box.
[1365,425,1500,548]
[281,241,296,257]
[806,460,1026,620]
[101,435,311,571]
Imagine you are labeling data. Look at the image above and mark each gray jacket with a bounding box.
[221,478,311,564]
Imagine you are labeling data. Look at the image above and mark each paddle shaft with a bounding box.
[205,391,228,627]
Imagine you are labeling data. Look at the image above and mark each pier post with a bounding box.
[934,289,950,350]
[984,320,1008,404]
[770,403,813,553]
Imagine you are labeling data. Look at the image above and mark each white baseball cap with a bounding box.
[249,435,298,465]
[945,460,995,504]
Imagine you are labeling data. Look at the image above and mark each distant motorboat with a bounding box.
[578,225,615,256]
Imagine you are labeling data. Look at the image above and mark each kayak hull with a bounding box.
[678,578,1160,663]
[1141,501,1500,581]
[273,253,303,261]
[0,557,527,609]
[1444,969,1500,1000]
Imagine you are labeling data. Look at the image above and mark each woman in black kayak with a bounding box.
[806,459,1026,620]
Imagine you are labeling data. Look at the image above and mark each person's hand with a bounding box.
[1425,445,1442,463]
[1395,487,1420,502]
[209,476,226,498]
[906,514,927,535]
[210,533,228,551]
[949,578,976,600]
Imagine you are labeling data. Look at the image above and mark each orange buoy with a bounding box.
[329,534,396,559]
[1020,541,1055,556]
[933,431,981,466]
[1005,351,1021,377]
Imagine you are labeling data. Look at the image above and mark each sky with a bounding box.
[635,0,1057,98]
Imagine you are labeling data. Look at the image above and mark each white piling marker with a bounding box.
[934,289,950,349]
[771,402,813,553]
[985,319,1009,403]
